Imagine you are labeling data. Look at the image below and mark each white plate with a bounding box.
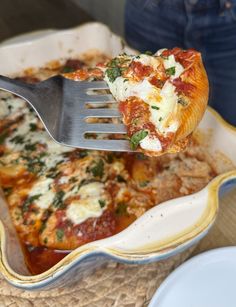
[149,247,236,307]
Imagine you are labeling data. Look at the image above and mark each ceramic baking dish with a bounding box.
[0,22,235,290]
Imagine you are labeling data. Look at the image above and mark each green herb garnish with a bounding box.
[105,57,124,82]
[99,199,106,208]
[117,175,126,183]
[130,130,148,150]
[106,67,121,82]
[106,153,114,164]
[10,135,24,144]
[22,194,42,213]
[165,66,176,76]
[151,106,160,110]
[90,159,104,178]
[24,143,37,151]
[115,202,128,216]
[56,229,64,242]
[29,123,37,131]
[52,190,65,209]
[23,156,45,173]
[0,131,8,144]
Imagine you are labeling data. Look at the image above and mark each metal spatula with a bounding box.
[0,75,131,151]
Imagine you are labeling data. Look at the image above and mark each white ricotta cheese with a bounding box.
[66,182,107,225]
[163,55,184,79]
[140,135,162,151]
[28,178,54,209]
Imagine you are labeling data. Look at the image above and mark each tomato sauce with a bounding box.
[23,212,136,275]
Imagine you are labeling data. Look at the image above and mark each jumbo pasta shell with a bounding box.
[175,53,209,142]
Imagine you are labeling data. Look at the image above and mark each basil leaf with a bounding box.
[165,66,176,76]
[130,130,148,150]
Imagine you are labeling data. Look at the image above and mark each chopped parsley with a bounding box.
[56,229,64,242]
[117,175,126,183]
[115,202,128,216]
[0,131,8,144]
[130,130,148,150]
[43,237,48,244]
[159,117,163,121]
[106,153,114,164]
[90,159,104,178]
[106,67,121,82]
[39,221,47,234]
[151,106,160,110]
[105,57,127,82]
[99,199,106,208]
[165,66,176,76]
[23,156,45,173]
[29,123,37,131]
[52,190,65,209]
[24,143,37,151]
[10,135,24,144]
[46,167,61,179]
[22,194,42,213]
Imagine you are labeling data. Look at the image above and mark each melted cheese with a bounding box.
[28,178,54,209]
[105,52,184,151]
[140,135,162,151]
[105,71,179,135]
[66,182,107,225]
[163,55,184,79]
[0,100,10,119]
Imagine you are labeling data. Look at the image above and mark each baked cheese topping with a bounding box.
[104,52,185,152]
[28,178,54,209]
[66,182,108,225]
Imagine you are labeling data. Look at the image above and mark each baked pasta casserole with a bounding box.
[0,53,234,274]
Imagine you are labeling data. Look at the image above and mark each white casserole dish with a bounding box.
[0,22,235,290]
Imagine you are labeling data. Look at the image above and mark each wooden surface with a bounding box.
[0,0,93,43]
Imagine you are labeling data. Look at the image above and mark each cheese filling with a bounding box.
[105,52,184,151]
